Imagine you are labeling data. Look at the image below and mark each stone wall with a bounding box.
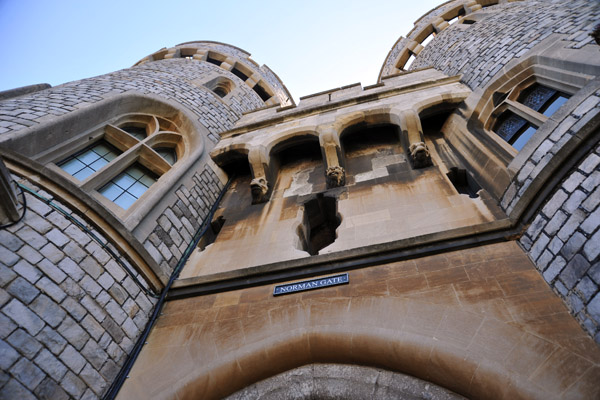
[0,58,265,144]
[518,142,600,343]
[410,0,599,90]
[142,164,224,273]
[0,178,157,400]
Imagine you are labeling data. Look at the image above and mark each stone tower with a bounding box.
[1,1,600,399]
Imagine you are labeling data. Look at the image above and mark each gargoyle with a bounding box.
[326,166,346,188]
[250,177,269,204]
[409,142,432,168]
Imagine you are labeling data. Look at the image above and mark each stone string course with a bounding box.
[142,164,224,275]
[410,0,599,90]
[0,178,157,400]
[0,58,265,143]
[518,142,600,343]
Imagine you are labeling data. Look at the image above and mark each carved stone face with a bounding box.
[326,166,346,188]
[409,142,432,169]
[250,177,269,203]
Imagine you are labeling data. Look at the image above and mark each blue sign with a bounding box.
[273,273,349,296]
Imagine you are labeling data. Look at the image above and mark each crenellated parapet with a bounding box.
[135,41,293,108]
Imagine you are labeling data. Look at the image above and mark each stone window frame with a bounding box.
[47,113,184,219]
[479,65,586,157]
[204,76,236,99]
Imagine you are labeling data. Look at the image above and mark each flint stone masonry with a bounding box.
[0,179,157,400]
[398,0,599,90]
[519,141,600,343]
[143,164,223,273]
[0,58,265,143]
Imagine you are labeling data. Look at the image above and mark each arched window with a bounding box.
[55,113,183,211]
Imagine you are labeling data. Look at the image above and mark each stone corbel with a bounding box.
[248,147,271,204]
[319,129,346,188]
[399,110,432,169]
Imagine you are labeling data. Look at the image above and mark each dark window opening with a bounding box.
[213,87,228,98]
[221,157,251,177]
[493,111,538,151]
[492,91,509,107]
[253,84,271,102]
[341,124,400,154]
[231,67,249,81]
[276,140,322,167]
[462,19,476,24]
[197,216,226,251]
[120,125,147,141]
[206,56,222,66]
[298,194,340,255]
[446,167,481,198]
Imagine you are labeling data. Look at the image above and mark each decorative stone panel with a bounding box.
[518,142,600,343]
[0,178,157,400]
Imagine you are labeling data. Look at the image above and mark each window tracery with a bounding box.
[55,113,183,211]
[490,82,571,151]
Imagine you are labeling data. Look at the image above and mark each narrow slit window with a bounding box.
[252,84,271,102]
[99,163,158,210]
[206,56,222,66]
[59,141,120,181]
[231,67,249,81]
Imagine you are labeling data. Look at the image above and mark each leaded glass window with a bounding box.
[493,83,570,150]
[58,141,120,181]
[517,84,570,117]
[120,125,147,141]
[54,113,183,213]
[98,164,158,210]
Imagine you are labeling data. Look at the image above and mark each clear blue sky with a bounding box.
[0,0,442,103]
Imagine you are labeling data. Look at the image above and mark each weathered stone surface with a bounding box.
[59,344,87,374]
[35,348,68,382]
[35,377,70,400]
[11,357,45,390]
[7,277,40,304]
[3,298,45,335]
[7,328,42,358]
